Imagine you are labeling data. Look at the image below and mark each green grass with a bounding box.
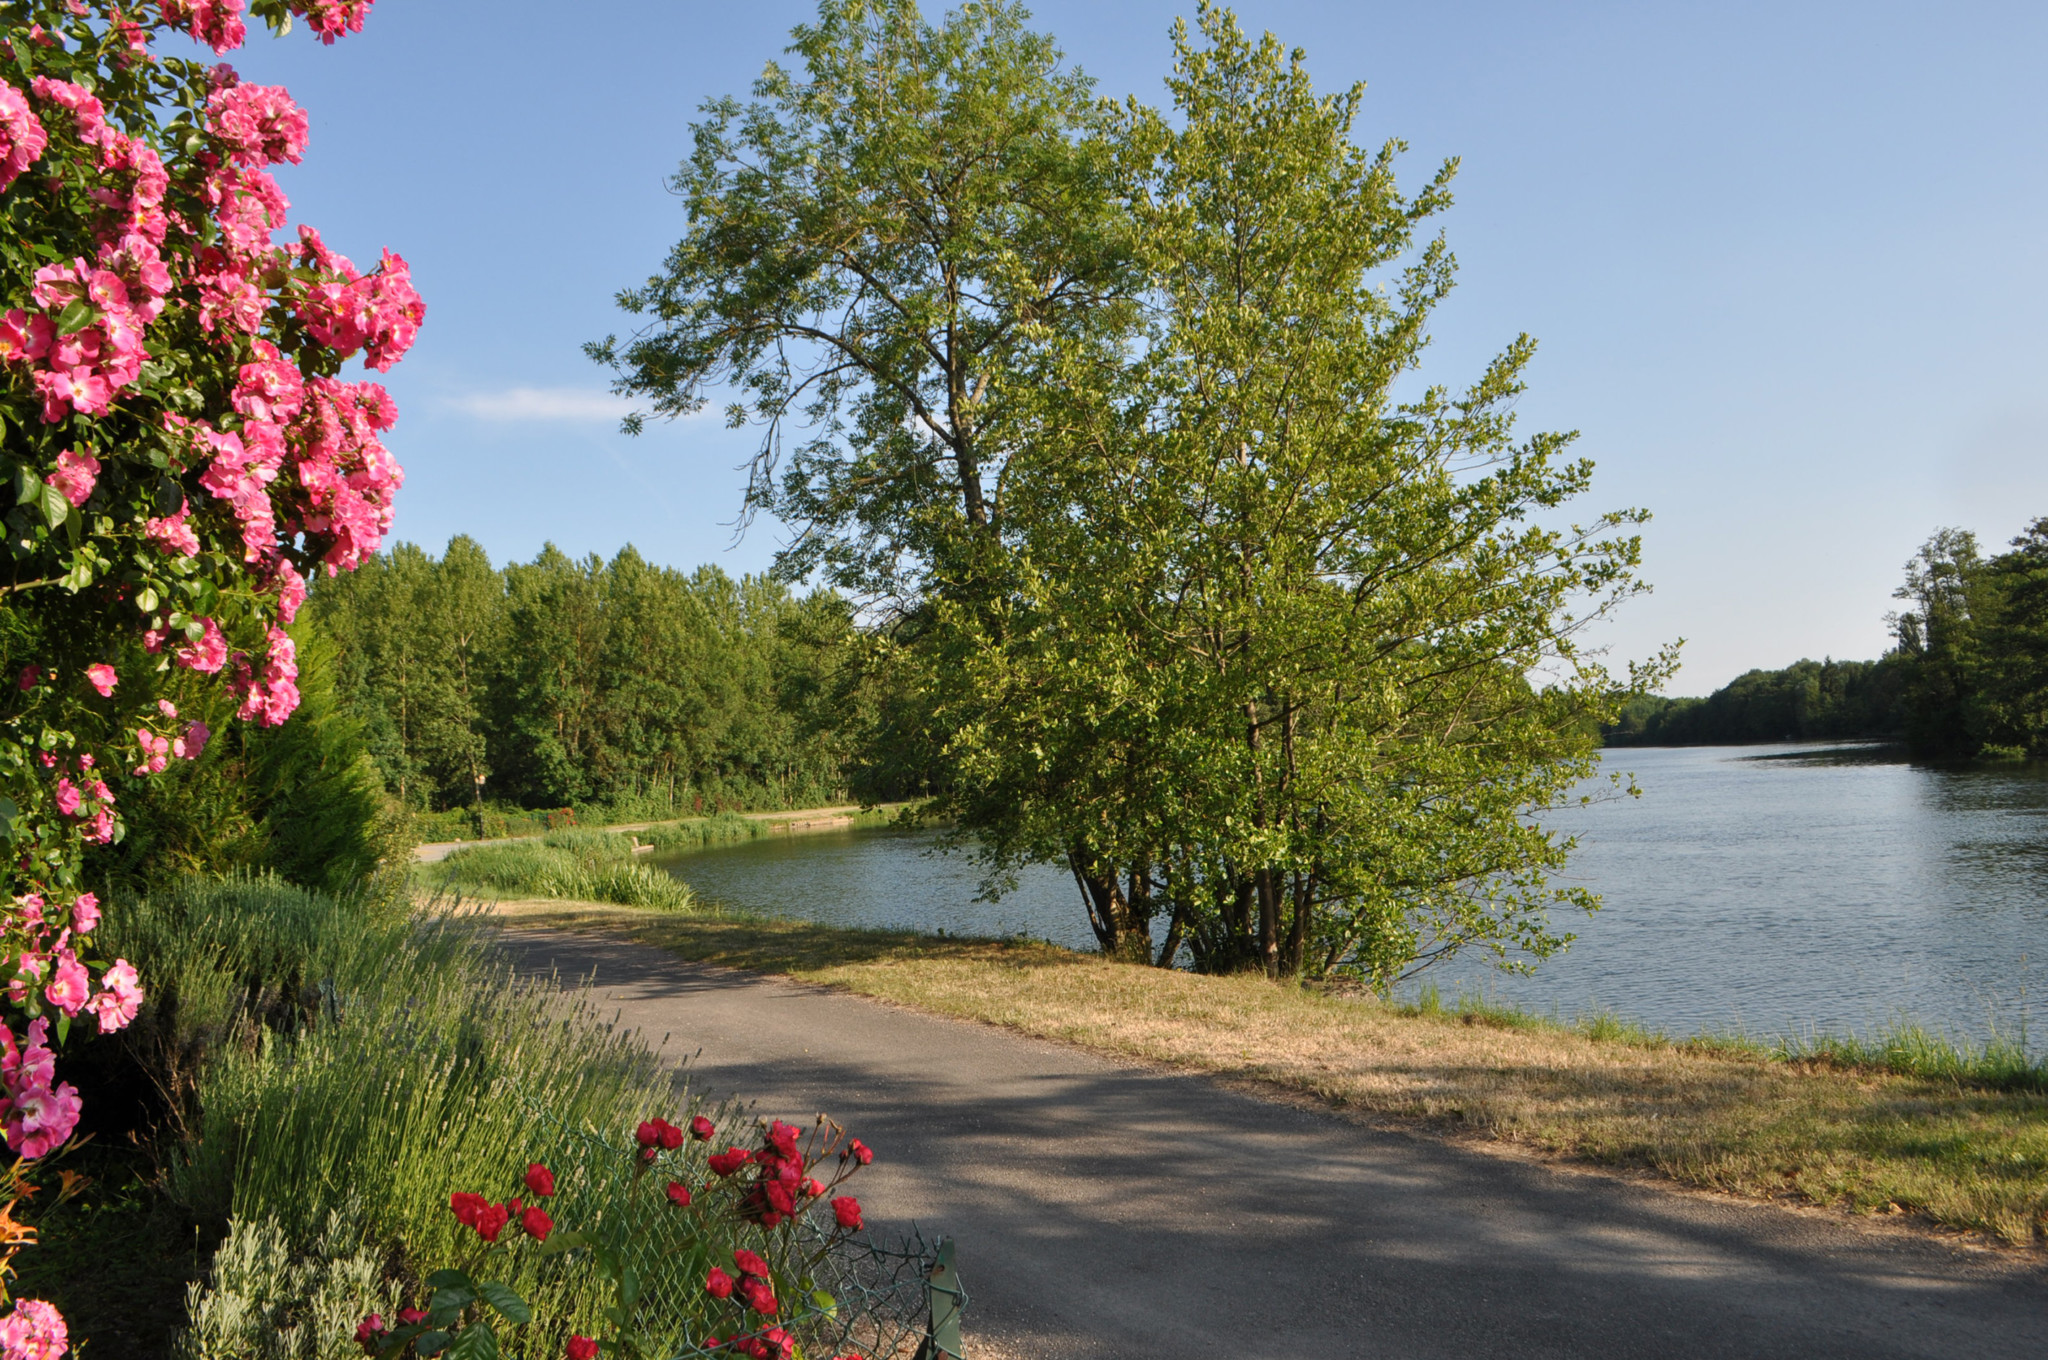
[418,807,903,909]
[419,831,700,910]
[1394,984,2048,1093]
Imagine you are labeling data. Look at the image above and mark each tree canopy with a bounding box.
[602,1,1666,984]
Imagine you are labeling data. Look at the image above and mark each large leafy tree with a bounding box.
[605,1,1664,984]
[933,7,1662,978]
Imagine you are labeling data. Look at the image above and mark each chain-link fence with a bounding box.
[534,1106,966,1359]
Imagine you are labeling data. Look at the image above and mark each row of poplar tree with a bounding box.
[306,537,884,816]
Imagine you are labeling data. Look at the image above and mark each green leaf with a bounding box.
[54,1015,69,1045]
[412,1332,452,1358]
[54,300,95,337]
[429,1284,478,1316]
[13,470,39,507]
[475,1282,530,1326]
[36,485,66,530]
[618,1267,639,1311]
[136,587,159,613]
[447,1324,500,1360]
[811,1288,839,1318]
[537,1228,589,1257]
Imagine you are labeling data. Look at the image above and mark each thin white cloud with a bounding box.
[445,386,635,422]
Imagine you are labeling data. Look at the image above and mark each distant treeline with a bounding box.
[1608,518,2048,758]
[306,537,901,817]
[1606,657,1906,746]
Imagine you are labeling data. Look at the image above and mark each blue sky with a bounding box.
[219,1,2047,692]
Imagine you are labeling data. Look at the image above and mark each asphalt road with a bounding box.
[496,928,2048,1360]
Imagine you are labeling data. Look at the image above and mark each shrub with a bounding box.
[178,1209,396,1360]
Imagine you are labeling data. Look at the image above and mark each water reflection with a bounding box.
[663,745,2048,1045]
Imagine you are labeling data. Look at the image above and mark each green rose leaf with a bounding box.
[475,1282,530,1326]
[447,1324,500,1360]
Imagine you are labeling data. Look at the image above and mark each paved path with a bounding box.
[497,928,2048,1360]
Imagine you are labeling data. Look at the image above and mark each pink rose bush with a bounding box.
[361,1116,879,1360]
[0,0,408,1339]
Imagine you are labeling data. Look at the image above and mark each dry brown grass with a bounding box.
[490,900,2048,1249]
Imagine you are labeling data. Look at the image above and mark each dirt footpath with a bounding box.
[496,928,2047,1360]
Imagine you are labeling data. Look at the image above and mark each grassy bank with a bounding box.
[494,901,2048,1248]
[412,799,899,848]
[418,807,900,910]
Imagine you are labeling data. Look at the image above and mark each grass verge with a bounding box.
[493,900,2048,1249]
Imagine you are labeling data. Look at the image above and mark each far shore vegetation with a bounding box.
[1607,522,2047,756]
[488,898,2048,1249]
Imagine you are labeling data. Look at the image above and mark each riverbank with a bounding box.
[413,802,900,863]
[488,900,2048,1250]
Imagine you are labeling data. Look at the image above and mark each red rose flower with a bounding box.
[708,1148,749,1177]
[634,1120,661,1148]
[738,1277,779,1316]
[832,1196,863,1230]
[474,1201,511,1243]
[732,1247,770,1278]
[665,1180,692,1208]
[765,1181,795,1215]
[398,1307,428,1326]
[659,1120,684,1150]
[846,1138,873,1166]
[524,1162,556,1197]
[760,1326,795,1360]
[704,1266,734,1299]
[449,1191,487,1227]
[765,1120,800,1157]
[566,1337,599,1360]
[522,1205,553,1241]
[802,1177,824,1198]
[690,1114,715,1141]
[355,1313,388,1352]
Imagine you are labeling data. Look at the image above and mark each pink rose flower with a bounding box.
[69,893,98,933]
[48,449,100,508]
[43,952,88,1017]
[5,1077,81,1159]
[85,959,142,1034]
[175,617,228,674]
[84,663,116,696]
[0,1298,68,1360]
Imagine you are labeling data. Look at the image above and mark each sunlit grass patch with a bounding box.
[421,833,698,910]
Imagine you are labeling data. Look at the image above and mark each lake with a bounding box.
[658,744,2048,1045]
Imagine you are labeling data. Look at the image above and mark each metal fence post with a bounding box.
[915,1236,965,1360]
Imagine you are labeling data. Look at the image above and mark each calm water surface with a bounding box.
[661,744,2048,1043]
